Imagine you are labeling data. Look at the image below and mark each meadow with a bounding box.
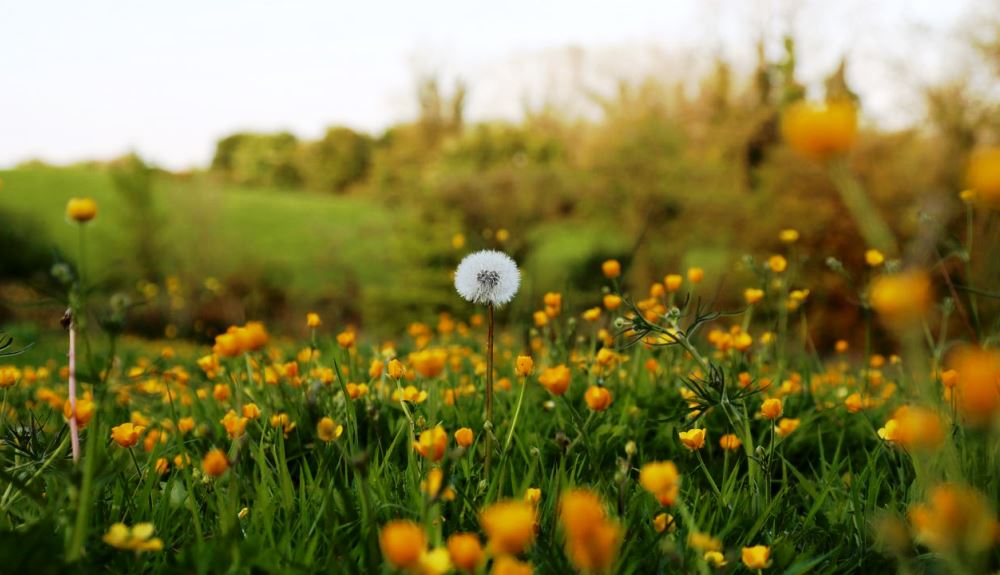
[2,35,1000,574]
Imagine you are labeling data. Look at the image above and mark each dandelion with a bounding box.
[455,250,520,307]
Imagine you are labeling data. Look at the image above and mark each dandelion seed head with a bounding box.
[455,250,520,307]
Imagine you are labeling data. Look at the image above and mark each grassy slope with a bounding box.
[0,167,397,299]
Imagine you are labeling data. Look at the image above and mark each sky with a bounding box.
[1,0,987,170]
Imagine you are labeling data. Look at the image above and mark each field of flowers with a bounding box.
[2,103,1000,575]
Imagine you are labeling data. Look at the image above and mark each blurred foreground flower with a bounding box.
[908,483,1000,553]
[103,522,163,553]
[966,147,1000,207]
[559,489,621,572]
[781,100,857,160]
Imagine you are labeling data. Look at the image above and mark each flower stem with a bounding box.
[485,303,495,479]
[68,322,81,463]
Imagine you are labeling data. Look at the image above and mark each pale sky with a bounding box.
[1,0,986,170]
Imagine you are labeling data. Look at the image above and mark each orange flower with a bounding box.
[759,398,783,420]
[966,147,1000,207]
[781,100,857,160]
[306,312,322,328]
[110,422,145,448]
[63,397,95,428]
[538,365,571,396]
[744,288,764,305]
[949,347,1000,424]
[480,500,537,555]
[491,555,533,575]
[369,359,385,378]
[379,520,426,569]
[687,267,704,284]
[220,410,247,439]
[387,359,406,380]
[336,330,356,349]
[202,448,229,477]
[908,483,1000,552]
[514,355,534,378]
[413,426,448,461]
[768,255,787,274]
[455,427,474,448]
[584,386,613,412]
[664,274,683,292]
[719,433,742,451]
[775,418,800,437]
[678,428,706,451]
[447,533,484,574]
[316,417,343,442]
[559,489,621,572]
[524,487,541,505]
[870,271,931,326]
[741,545,772,569]
[877,406,943,450]
[603,294,622,310]
[639,460,681,506]
[213,332,241,357]
[346,382,369,399]
[602,259,621,279]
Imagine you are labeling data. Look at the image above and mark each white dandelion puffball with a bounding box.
[454,250,521,307]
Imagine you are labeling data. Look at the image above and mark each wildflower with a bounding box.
[514,355,534,378]
[270,413,296,435]
[102,522,163,553]
[835,339,849,353]
[760,398,783,420]
[584,386,613,411]
[447,533,484,574]
[480,500,536,555]
[603,294,622,310]
[66,197,98,222]
[779,229,799,243]
[524,487,541,505]
[688,532,722,551]
[781,99,857,160]
[653,512,675,533]
[387,358,406,380]
[741,545,772,569]
[967,146,1000,207]
[63,397,95,428]
[336,330,356,349]
[0,366,20,388]
[533,310,549,327]
[908,483,1000,552]
[768,255,787,273]
[719,433,742,451]
[543,292,562,317]
[559,489,621,573]
[202,448,229,477]
[538,365,571,396]
[865,249,885,267]
[306,312,321,328]
[491,555,533,575]
[949,346,1000,424]
[410,348,448,378]
[220,410,248,439]
[844,393,866,413]
[421,468,454,500]
[744,288,764,305]
[197,354,221,378]
[870,271,931,325]
[602,259,621,279]
[582,307,602,322]
[316,417,343,442]
[455,427,474,448]
[877,406,943,449]
[664,274,683,292]
[154,457,169,475]
[346,382,368,399]
[413,426,448,462]
[242,403,261,419]
[240,322,269,351]
[379,520,426,569]
[688,267,704,284]
[639,461,681,505]
[369,359,384,378]
[704,550,727,568]
[110,422,145,448]
[775,418,800,437]
[454,250,521,307]
[392,385,428,403]
[679,428,706,451]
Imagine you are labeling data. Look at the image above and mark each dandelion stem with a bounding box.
[68,322,81,463]
[485,303,495,479]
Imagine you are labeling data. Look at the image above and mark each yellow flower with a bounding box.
[514,355,534,377]
[639,460,681,506]
[306,312,322,328]
[870,271,931,326]
[447,533,484,574]
[775,418,800,437]
[66,197,98,223]
[538,365,571,396]
[704,550,727,568]
[455,427,474,448]
[316,417,343,442]
[559,489,621,573]
[865,249,885,267]
[379,520,426,569]
[63,397,95,428]
[948,346,1000,425]
[719,433,742,451]
[110,422,145,448]
[413,426,448,462]
[653,512,675,533]
[664,274,683,292]
[584,385,613,412]
[480,500,537,555]
[582,307,602,322]
[524,487,541,505]
[369,359,385,379]
[242,403,261,419]
[346,382,369,399]
[687,267,704,284]
[967,147,1000,207]
[452,233,466,250]
[781,99,857,160]
[0,366,20,388]
[154,457,169,475]
[603,294,622,310]
[336,330,356,349]
[768,255,787,273]
[908,483,1000,552]
[679,428,706,451]
[759,398,783,420]
[220,410,248,439]
[533,310,549,327]
[392,385,428,404]
[602,259,621,279]
[202,448,229,477]
[102,522,163,553]
[744,288,764,305]
[491,555,534,575]
[387,358,406,380]
[779,229,799,243]
[741,545,772,569]
[688,532,722,551]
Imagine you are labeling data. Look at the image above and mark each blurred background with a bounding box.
[1,0,998,347]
